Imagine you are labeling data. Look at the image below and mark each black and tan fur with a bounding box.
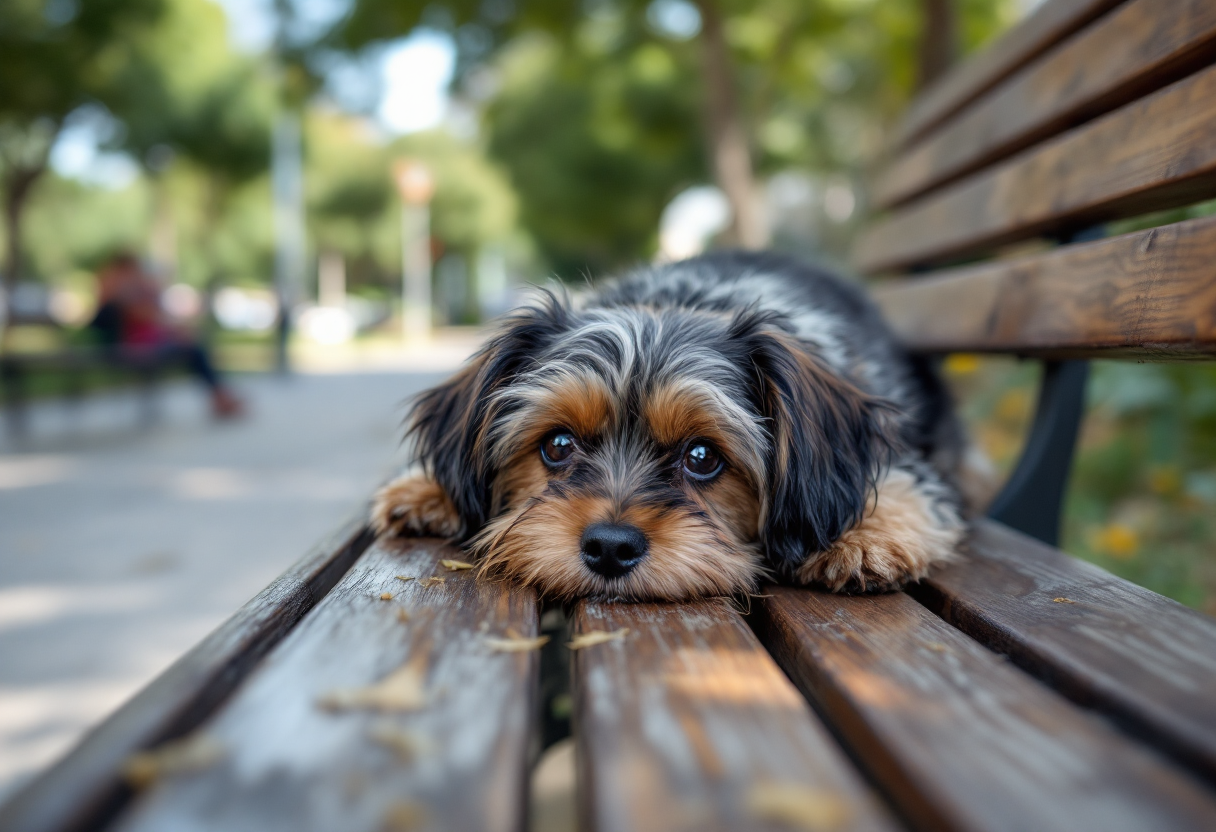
[372,251,966,600]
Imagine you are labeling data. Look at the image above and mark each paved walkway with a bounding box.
[0,361,466,801]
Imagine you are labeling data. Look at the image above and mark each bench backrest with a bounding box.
[859,0,1216,359]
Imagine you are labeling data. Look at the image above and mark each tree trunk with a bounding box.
[694,0,768,249]
[917,0,958,92]
[1,164,45,349]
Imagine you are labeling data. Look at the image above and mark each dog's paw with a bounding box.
[795,467,962,593]
[371,474,460,539]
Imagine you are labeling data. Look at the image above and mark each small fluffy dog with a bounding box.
[372,251,967,600]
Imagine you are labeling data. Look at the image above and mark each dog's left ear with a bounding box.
[744,326,900,569]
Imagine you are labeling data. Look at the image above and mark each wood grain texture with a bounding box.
[0,512,374,832]
[111,538,540,832]
[911,519,1216,785]
[870,214,1216,357]
[856,62,1216,274]
[875,0,1216,209]
[750,587,1216,832]
[571,598,897,832]
[892,0,1124,149]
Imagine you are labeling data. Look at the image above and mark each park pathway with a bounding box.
[0,365,458,801]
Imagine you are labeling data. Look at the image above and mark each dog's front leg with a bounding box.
[371,472,461,539]
[795,464,963,593]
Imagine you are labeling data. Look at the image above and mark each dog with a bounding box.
[371,251,968,600]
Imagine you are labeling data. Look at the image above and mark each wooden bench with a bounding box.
[1,347,189,439]
[4,1,1216,830]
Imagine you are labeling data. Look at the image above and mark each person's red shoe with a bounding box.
[211,388,246,420]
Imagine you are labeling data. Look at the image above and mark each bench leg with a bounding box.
[987,360,1089,547]
[137,368,160,429]
[1,363,29,440]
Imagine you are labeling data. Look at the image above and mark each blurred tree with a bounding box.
[328,0,1014,274]
[0,0,165,337]
[306,110,518,309]
[105,0,274,290]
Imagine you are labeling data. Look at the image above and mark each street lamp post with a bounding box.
[393,160,435,343]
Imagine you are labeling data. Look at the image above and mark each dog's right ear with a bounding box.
[407,296,569,539]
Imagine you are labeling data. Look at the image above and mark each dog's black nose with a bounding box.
[580,522,647,579]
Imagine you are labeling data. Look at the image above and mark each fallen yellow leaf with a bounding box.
[485,634,550,652]
[567,629,630,650]
[319,655,428,712]
[746,783,852,831]
[440,559,475,571]
[420,577,446,587]
[379,592,394,600]
[369,723,427,762]
[123,734,224,789]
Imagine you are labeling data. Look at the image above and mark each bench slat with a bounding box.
[871,214,1216,357]
[111,539,540,832]
[875,0,1216,209]
[571,598,897,832]
[750,587,1216,832]
[856,62,1216,274]
[912,519,1216,785]
[0,513,373,832]
[893,0,1124,149]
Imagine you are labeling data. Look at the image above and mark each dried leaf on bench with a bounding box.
[440,559,475,571]
[379,592,395,600]
[420,576,446,587]
[746,783,852,831]
[486,634,550,652]
[395,575,414,582]
[369,723,428,762]
[1053,597,1077,604]
[383,799,427,831]
[567,628,630,650]
[122,733,225,789]
[318,655,428,712]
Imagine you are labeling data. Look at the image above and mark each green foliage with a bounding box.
[948,356,1216,614]
[22,174,153,274]
[0,0,166,122]
[1065,363,1216,613]
[306,111,518,290]
[333,0,1019,272]
[484,33,703,276]
[106,0,273,181]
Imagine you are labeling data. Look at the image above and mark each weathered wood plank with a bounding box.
[910,519,1216,785]
[750,587,1216,832]
[856,62,1216,274]
[875,0,1216,208]
[0,512,374,832]
[893,0,1124,149]
[111,538,540,832]
[571,598,897,832]
[870,215,1216,357]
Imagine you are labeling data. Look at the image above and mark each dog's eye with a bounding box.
[683,441,723,480]
[541,431,577,467]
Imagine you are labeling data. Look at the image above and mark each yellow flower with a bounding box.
[944,353,981,377]
[1094,524,1139,560]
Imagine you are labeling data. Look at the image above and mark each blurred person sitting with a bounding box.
[89,252,245,419]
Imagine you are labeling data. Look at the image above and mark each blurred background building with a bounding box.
[2,0,1215,802]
